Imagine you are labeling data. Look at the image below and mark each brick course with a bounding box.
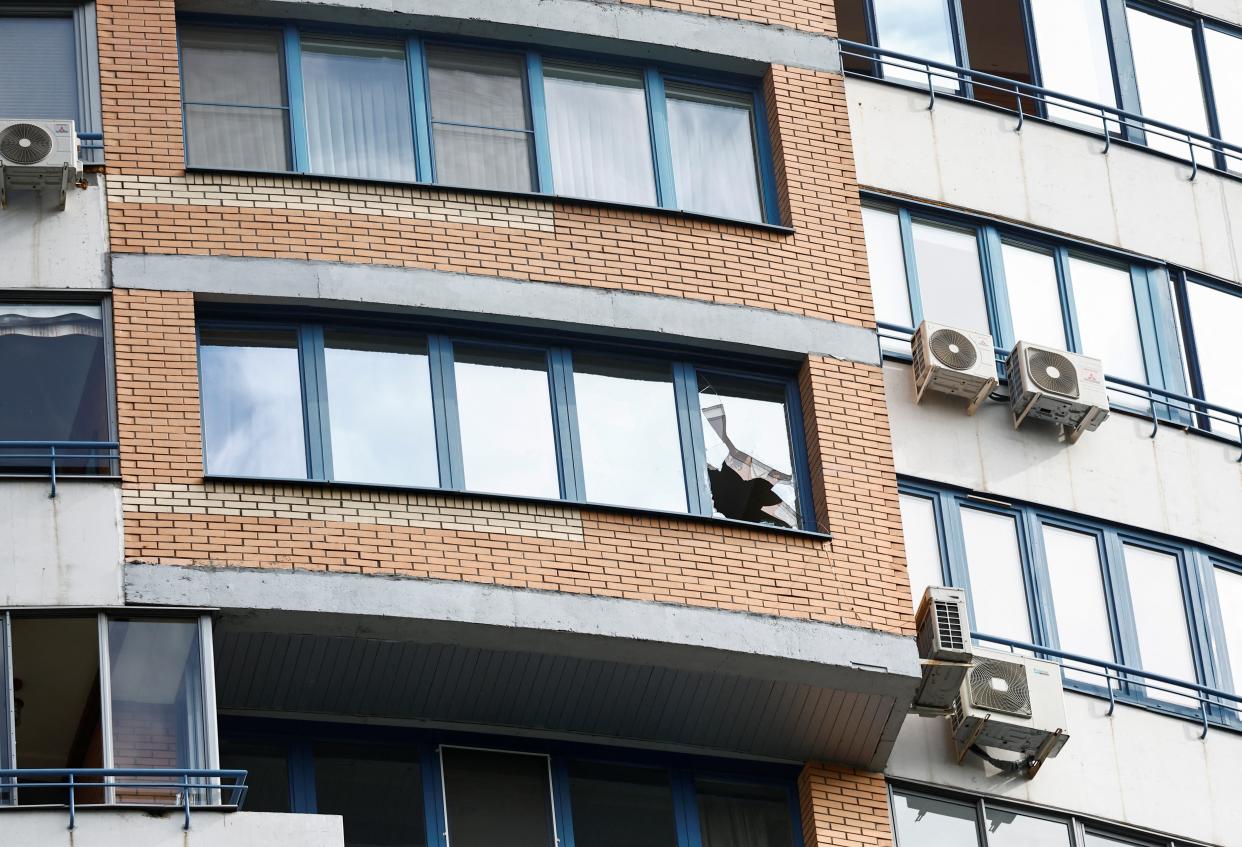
[799,765,895,847]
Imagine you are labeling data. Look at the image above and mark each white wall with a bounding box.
[0,809,343,847]
[0,172,109,290]
[0,481,123,607]
[846,78,1242,287]
[1164,0,1242,26]
[888,691,1242,846]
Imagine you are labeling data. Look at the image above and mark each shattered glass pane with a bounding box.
[698,374,799,528]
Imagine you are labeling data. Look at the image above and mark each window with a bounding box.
[959,0,1033,110]
[1121,544,1197,706]
[1180,277,1242,433]
[870,0,958,87]
[1204,28,1242,165]
[1002,243,1066,349]
[442,748,556,847]
[1028,0,1117,128]
[899,493,944,609]
[908,220,989,334]
[198,316,814,531]
[891,791,979,846]
[218,739,290,813]
[959,507,1031,643]
[567,761,678,847]
[1041,525,1116,682]
[1125,8,1211,160]
[697,780,795,847]
[985,808,1071,847]
[0,16,78,121]
[1068,258,1147,389]
[0,302,110,475]
[666,84,764,222]
[315,742,426,847]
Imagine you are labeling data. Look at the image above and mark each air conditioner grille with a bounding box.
[0,123,53,165]
[969,656,1032,717]
[1026,348,1079,398]
[929,328,978,370]
[934,599,966,652]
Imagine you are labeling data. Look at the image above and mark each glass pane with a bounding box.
[900,493,944,610]
[315,741,426,847]
[0,304,109,474]
[184,104,291,171]
[302,38,416,182]
[1029,0,1118,129]
[1070,258,1146,381]
[862,207,914,333]
[218,738,290,813]
[985,807,1072,847]
[891,791,979,847]
[911,222,990,335]
[1206,28,1242,170]
[960,507,1032,642]
[696,780,794,847]
[1123,544,1198,706]
[0,17,78,120]
[109,619,208,804]
[837,0,873,73]
[1186,280,1242,435]
[698,373,798,528]
[454,344,559,498]
[960,0,1033,111]
[324,331,437,488]
[1003,244,1066,349]
[666,84,762,222]
[572,354,687,512]
[1042,525,1115,686]
[568,761,677,847]
[1083,835,1151,847]
[441,748,554,847]
[872,0,958,88]
[545,63,656,205]
[200,328,307,479]
[1126,9,1211,160]
[1214,566,1242,696]
[426,46,535,192]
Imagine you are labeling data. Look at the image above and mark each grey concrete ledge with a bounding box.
[125,563,920,697]
[112,254,881,365]
[179,0,841,74]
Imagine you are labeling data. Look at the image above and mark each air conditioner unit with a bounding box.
[0,119,81,210]
[912,586,971,714]
[1007,341,1109,443]
[911,320,998,415]
[951,647,1069,763]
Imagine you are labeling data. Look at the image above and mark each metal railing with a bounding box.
[974,632,1242,739]
[840,41,1242,177]
[0,441,120,496]
[0,768,248,831]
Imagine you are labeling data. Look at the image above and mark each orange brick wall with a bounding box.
[620,0,835,34]
[799,765,895,847]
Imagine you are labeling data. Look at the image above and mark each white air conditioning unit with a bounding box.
[911,320,998,415]
[952,647,1069,762]
[1007,341,1109,443]
[912,586,972,714]
[0,119,81,210]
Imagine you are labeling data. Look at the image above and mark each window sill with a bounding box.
[201,473,832,541]
[182,166,796,234]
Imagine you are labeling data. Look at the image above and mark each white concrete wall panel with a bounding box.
[0,172,109,290]
[0,810,343,847]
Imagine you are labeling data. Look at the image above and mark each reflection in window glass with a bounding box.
[985,807,1071,847]
[1126,9,1211,160]
[1123,544,1198,706]
[1214,566,1242,695]
[545,63,656,205]
[1029,0,1117,129]
[180,27,290,171]
[1185,280,1242,434]
[218,739,290,813]
[871,0,958,88]
[698,374,798,528]
[696,780,794,847]
[900,494,944,609]
[302,38,416,182]
[454,344,559,498]
[324,331,437,487]
[891,791,979,847]
[1042,526,1115,685]
[442,748,555,847]
[426,46,534,192]
[572,355,686,512]
[1002,243,1066,349]
[0,303,109,474]
[960,508,1031,643]
[568,762,678,847]
[200,328,307,479]
[1206,28,1242,169]
[666,84,762,222]
[0,16,78,120]
[861,207,913,353]
[316,742,426,847]
[911,221,990,334]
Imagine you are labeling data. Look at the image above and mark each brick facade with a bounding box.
[620,0,836,34]
[799,765,896,847]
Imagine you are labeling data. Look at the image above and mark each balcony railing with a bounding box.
[839,40,1242,178]
[974,632,1242,739]
[0,768,248,831]
[0,441,120,496]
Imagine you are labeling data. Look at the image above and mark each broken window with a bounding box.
[698,374,799,529]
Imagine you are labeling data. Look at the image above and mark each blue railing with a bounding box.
[839,41,1242,178]
[0,441,120,496]
[0,768,248,831]
[974,632,1242,739]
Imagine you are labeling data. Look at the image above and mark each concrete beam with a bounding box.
[178,0,841,75]
[111,254,880,365]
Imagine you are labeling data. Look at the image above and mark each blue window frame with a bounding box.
[218,718,803,847]
[175,17,781,225]
[898,479,1242,726]
[195,310,818,533]
[1169,270,1242,437]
